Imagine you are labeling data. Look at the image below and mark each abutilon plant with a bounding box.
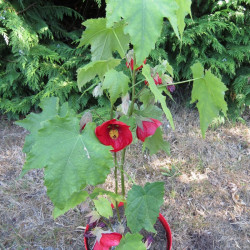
[16,0,228,248]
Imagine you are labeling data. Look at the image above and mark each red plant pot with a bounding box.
[84,203,172,250]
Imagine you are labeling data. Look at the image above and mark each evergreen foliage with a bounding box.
[0,0,92,118]
[151,0,249,120]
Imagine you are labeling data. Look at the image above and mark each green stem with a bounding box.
[100,218,113,231]
[128,63,136,116]
[165,77,203,86]
[128,79,145,90]
[120,148,126,197]
[114,152,118,195]
[115,205,121,223]
[110,104,114,120]
[135,85,147,99]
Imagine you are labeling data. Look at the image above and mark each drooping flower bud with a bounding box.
[136,118,162,142]
[80,112,92,132]
[92,83,103,97]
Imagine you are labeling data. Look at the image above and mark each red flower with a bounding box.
[95,119,132,152]
[93,232,122,250]
[126,58,146,71]
[136,118,162,142]
[145,73,162,86]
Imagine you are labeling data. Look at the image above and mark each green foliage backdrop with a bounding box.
[151,0,249,120]
[0,0,94,119]
[0,0,249,120]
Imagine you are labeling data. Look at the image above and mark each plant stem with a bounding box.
[135,85,147,98]
[128,61,136,116]
[100,218,113,231]
[110,104,114,120]
[115,205,121,223]
[114,152,118,195]
[114,152,121,222]
[120,148,126,197]
[117,164,136,185]
[165,77,203,86]
[128,79,145,90]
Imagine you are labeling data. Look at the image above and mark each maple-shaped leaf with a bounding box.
[106,0,179,64]
[191,62,228,138]
[142,65,174,130]
[176,0,192,39]
[116,233,146,250]
[90,188,125,204]
[134,105,163,121]
[143,127,170,155]
[16,97,59,153]
[139,88,155,107]
[78,18,130,61]
[125,182,164,233]
[94,197,113,219]
[53,190,89,219]
[77,59,120,90]
[102,69,130,105]
[23,119,113,209]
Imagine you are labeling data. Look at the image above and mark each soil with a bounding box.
[0,107,249,249]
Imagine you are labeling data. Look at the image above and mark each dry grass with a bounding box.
[0,107,249,250]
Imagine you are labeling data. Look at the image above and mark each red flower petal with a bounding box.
[126,58,134,71]
[93,233,122,250]
[100,233,122,246]
[111,202,124,209]
[144,72,162,86]
[95,119,133,152]
[154,73,162,85]
[93,241,109,250]
[136,118,162,142]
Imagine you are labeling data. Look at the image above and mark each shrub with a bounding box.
[0,0,92,119]
[151,0,250,120]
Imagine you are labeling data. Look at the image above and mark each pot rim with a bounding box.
[84,203,172,250]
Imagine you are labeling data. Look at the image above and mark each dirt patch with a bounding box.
[0,107,249,249]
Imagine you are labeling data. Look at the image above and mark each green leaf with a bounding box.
[53,190,89,219]
[102,69,130,105]
[94,197,113,219]
[191,62,228,138]
[16,97,59,153]
[139,88,155,107]
[116,233,146,250]
[176,0,192,39]
[134,105,163,121]
[125,182,164,233]
[143,127,170,155]
[78,18,130,61]
[155,60,174,77]
[90,188,125,204]
[142,65,174,130]
[77,59,120,90]
[24,120,113,209]
[106,0,179,64]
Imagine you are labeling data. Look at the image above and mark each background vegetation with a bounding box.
[0,0,249,120]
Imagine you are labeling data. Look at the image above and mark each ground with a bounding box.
[0,107,249,250]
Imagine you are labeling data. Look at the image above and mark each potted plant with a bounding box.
[16,0,228,249]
